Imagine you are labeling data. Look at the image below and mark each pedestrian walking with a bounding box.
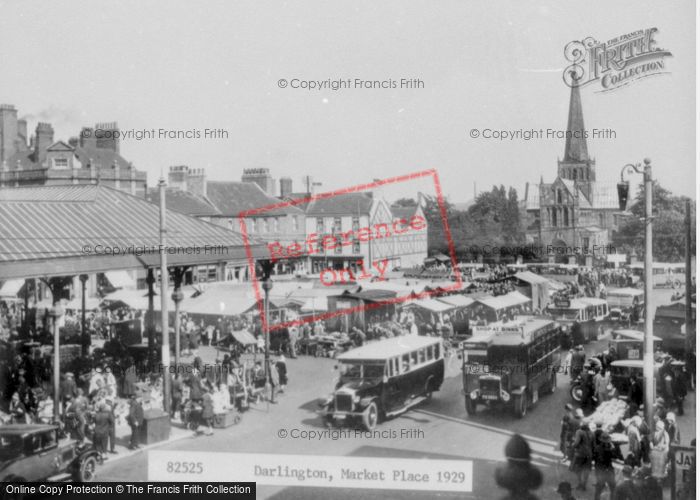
[200,385,214,436]
[93,402,113,460]
[572,421,593,491]
[127,395,144,450]
[592,432,618,500]
[276,355,288,393]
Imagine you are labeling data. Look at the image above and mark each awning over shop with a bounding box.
[104,271,136,290]
[231,329,257,345]
[477,291,531,311]
[0,279,24,298]
[65,297,102,311]
[407,298,455,313]
[514,271,550,311]
[180,284,258,317]
[436,295,475,308]
[299,297,328,313]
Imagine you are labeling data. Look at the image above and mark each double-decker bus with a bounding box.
[462,317,561,418]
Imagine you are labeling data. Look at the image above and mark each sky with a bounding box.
[0,0,695,204]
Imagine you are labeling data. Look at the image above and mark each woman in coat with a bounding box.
[200,385,215,436]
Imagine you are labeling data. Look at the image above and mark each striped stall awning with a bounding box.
[0,184,268,279]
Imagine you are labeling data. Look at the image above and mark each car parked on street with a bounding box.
[0,424,100,482]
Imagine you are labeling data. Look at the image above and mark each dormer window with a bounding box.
[53,157,68,169]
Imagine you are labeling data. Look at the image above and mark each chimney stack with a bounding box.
[0,104,18,165]
[34,122,54,165]
[279,177,293,198]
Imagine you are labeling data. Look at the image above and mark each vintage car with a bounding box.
[0,424,100,482]
[320,336,444,430]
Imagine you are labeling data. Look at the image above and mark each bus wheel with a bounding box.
[548,372,557,394]
[513,393,527,418]
[362,401,379,431]
[465,396,477,416]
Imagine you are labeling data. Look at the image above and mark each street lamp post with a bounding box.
[50,304,63,423]
[158,176,171,415]
[257,259,275,404]
[617,158,654,428]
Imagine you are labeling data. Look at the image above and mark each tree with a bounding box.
[422,186,525,260]
[613,180,696,262]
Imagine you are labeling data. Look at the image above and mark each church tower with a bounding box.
[557,78,596,200]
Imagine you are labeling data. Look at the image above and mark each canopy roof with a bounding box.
[476,291,531,311]
[437,295,475,308]
[514,271,550,285]
[407,298,454,313]
[0,184,267,279]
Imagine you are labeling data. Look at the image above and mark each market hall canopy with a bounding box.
[0,184,268,280]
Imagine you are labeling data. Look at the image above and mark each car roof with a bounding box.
[336,336,441,361]
[0,424,57,436]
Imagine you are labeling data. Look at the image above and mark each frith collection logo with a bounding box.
[563,28,672,92]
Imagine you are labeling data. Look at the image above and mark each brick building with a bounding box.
[0,105,147,196]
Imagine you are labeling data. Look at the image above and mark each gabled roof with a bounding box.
[46,141,74,152]
[147,188,220,217]
[305,192,373,216]
[206,181,303,217]
[390,205,419,220]
[589,184,619,209]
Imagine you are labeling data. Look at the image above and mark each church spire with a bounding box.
[563,76,589,162]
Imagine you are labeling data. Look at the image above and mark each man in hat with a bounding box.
[593,432,618,500]
[628,375,643,409]
[559,404,575,462]
[93,402,113,461]
[59,372,77,413]
[556,481,576,500]
[127,394,144,450]
[671,361,687,415]
[572,420,593,491]
[494,434,542,500]
[571,346,585,382]
[612,465,636,500]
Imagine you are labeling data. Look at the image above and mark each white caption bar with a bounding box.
[149,451,472,492]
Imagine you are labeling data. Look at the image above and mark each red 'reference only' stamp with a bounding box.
[240,169,461,331]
